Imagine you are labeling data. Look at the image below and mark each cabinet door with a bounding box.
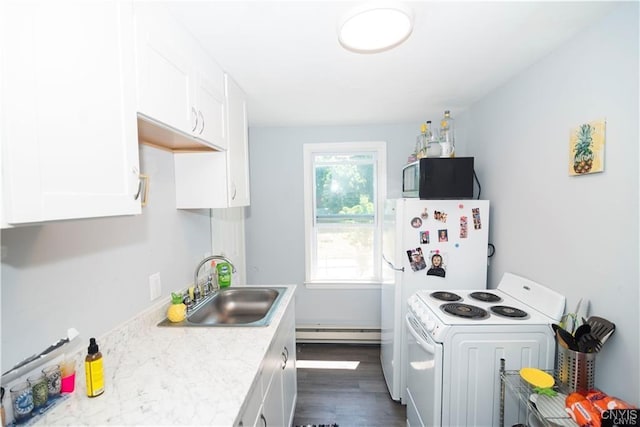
[236,377,263,427]
[1,0,141,224]
[225,75,251,207]
[281,306,297,426]
[174,152,228,209]
[134,3,194,135]
[261,366,285,427]
[194,58,227,149]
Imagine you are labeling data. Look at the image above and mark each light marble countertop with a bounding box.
[35,285,297,426]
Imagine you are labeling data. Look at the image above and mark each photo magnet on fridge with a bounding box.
[420,231,430,244]
[407,247,427,272]
[427,251,446,277]
[472,208,482,230]
[410,217,422,228]
[438,229,448,242]
[460,216,468,238]
[434,210,448,223]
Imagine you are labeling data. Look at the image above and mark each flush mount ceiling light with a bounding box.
[338,2,414,54]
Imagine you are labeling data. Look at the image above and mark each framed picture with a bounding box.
[569,119,606,176]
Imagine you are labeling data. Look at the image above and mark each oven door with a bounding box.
[405,313,443,427]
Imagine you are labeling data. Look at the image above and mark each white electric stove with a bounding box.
[405,273,566,427]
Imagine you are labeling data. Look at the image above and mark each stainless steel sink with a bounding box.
[158,287,285,327]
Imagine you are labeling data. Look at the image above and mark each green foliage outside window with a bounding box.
[314,155,375,223]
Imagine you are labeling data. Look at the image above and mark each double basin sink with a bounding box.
[158,287,285,327]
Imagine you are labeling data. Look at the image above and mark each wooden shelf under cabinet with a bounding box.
[137,115,219,153]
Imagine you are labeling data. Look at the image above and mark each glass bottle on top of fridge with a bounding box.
[425,121,442,157]
[439,110,455,157]
[415,123,427,159]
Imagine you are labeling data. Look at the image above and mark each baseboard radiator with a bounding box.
[296,326,381,344]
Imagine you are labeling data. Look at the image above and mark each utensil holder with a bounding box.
[556,345,596,393]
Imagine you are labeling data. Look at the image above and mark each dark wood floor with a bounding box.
[293,343,406,427]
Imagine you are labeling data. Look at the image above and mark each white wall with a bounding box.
[1,145,212,372]
[457,2,639,402]
[245,125,415,327]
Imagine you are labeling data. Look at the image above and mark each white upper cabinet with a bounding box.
[193,56,227,148]
[1,0,141,225]
[173,75,250,209]
[134,3,227,150]
[225,74,251,207]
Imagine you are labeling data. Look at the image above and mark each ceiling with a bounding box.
[164,1,617,127]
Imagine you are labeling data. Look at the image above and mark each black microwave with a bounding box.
[402,157,475,199]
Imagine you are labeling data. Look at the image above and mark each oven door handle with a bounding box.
[405,314,437,354]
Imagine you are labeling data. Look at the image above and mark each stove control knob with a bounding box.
[425,320,436,332]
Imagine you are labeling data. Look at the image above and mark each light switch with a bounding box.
[149,272,162,301]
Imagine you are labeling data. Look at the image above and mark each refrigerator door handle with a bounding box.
[382,254,404,272]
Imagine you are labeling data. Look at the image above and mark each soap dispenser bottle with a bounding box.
[85,338,104,397]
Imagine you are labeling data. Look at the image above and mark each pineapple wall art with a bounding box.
[569,119,606,176]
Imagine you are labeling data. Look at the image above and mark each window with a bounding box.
[303,142,386,285]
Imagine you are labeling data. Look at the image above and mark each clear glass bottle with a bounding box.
[439,110,455,157]
[414,135,422,159]
[425,121,441,157]
[415,123,428,158]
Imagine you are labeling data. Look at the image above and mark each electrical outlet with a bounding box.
[149,272,162,301]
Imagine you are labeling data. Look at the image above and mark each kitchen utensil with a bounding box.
[520,367,555,388]
[586,316,615,343]
[555,329,569,349]
[557,327,578,351]
[599,328,615,346]
[576,299,590,327]
[573,323,591,341]
[556,329,569,350]
[577,333,601,353]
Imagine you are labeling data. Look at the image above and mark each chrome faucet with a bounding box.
[193,255,237,295]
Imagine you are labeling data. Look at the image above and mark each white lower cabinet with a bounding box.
[281,311,298,425]
[1,0,141,225]
[262,365,285,427]
[236,300,297,427]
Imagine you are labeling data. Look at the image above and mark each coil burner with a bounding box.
[490,305,529,319]
[441,303,489,319]
[430,291,462,302]
[469,291,502,303]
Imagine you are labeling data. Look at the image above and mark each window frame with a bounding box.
[303,141,387,288]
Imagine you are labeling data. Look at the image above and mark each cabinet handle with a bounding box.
[191,107,199,132]
[260,414,267,427]
[133,175,150,206]
[134,179,142,200]
[283,346,289,362]
[281,351,287,369]
[198,110,205,135]
[231,184,237,200]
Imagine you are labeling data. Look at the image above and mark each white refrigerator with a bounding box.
[380,198,490,402]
